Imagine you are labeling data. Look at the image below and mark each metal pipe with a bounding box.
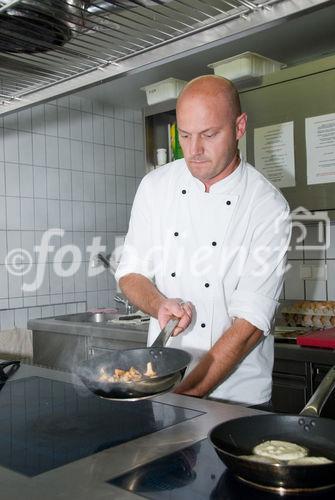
[0,0,22,13]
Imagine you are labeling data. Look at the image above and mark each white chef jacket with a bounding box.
[115,158,291,405]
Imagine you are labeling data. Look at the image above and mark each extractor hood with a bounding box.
[0,0,332,114]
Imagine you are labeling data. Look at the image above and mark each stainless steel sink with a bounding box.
[54,312,149,326]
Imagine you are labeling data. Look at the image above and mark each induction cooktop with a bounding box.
[109,439,335,500]
[0,376,203,477]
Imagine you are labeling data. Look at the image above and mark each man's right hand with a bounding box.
[157,299,193,336]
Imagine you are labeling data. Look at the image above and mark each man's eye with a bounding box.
[203,132,216,138]
[180,134,189,139]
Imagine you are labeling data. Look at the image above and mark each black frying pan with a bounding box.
[76,319,192,401]
[209,366,335,493]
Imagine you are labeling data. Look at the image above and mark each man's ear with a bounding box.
[235,112,247,140]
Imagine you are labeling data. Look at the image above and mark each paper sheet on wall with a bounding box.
[254,121,295,188]
[306,112,335,185]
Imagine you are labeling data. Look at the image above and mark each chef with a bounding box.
[115,75,291,407]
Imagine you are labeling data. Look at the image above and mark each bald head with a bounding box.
[177,75,241,121]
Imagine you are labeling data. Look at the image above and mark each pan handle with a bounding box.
[151,318,180,348]
[300,365,335,417]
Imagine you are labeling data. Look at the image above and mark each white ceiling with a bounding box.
[80,1,335,109]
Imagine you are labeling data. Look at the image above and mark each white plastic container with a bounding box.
[207,52,283,81]
[141,78,187,105]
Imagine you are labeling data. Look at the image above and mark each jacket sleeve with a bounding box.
[228,192,291,335]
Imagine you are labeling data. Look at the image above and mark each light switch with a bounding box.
[300,264,312,279]
[311,264,327,280]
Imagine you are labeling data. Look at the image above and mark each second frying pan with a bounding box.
[76,318,192,401]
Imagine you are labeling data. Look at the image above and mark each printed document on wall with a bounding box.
[254,121,295,188]
[306,113,335,185]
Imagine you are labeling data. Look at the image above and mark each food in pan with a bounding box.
[239,455,281,464]
[288,456,333,465]
[98,362,157,383]
[253,440,308,461]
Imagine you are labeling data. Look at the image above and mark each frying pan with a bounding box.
[209,366,335,493]
[76,318,192,401]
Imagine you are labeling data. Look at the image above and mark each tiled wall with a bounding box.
[282,222,335,301]
[0,94,145,330]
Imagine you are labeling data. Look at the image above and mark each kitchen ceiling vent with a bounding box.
[0,0,325,114]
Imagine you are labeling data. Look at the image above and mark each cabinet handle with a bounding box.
[88,347,95,357]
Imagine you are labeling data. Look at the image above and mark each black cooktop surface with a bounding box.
[110,439,335,500]
[0,376,203,477]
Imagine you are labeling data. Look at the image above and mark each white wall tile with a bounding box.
[4,113,18,130]
[0,309,14,329]
[327,224,335,259]
[105,146,115,175]
[327,260,335,299]
[116,176,126,203]
[45,104,58,136]
[58,138,71,169]
[0,129,3,162]
[134,123,144,150]
[41,305,54,318]
[5,163,20,196]
[18,109,32,131]
[135,150,145,177]
[305,280,327,300]
[114,119,125,147]
[32,134,46,167]
[57,107,70,137]
[94,143,105,173]
[0,265,9,299]
[73,201,84,231]
[83,172,95,201]
[32,106,45,134]
[94,174,106,202]
[84,203,95,231]
[14,308,28,328]
[74,265,86,292]
[21,198,35,230]
[70,95,82,110]
[0,231,7,263]
[103,117,114,146]
[21,231,35,262]
[125,149,135,177]
[23,296,36,307]
[0,197,6,229]
[33,166,47,198]
[0,162,5,195]
[47,199,60,227]
[54,304,66,315]
[47,168,60,199]
[133,109,143,123]
[4,130,19,163]
[49,270,62,294]
[6,197,21,229]
[8,271,23,298]
[106,207,117,231]
[70,140,83,171]
[9,297,23,308]
[46,136,59,168]
[19,165,34,197]
[82,113,93,142]
[303,223,326,260]
[18,131,33,164]
[116,204,128,232]
[106,175,116,203]
[72,171,84,201]
[124,121,134,148]
[283,260,305,300]
[96,203,106,232]
[34,199,48,230]
[59,170,72,200]
[70,109,82,140]
[28,306,42,319]
[126,177,136,204]
[93,115,104,144]
[83,142,94,172]
[115,147,125,175]
[60,201,73,231]
[114,107,124,120]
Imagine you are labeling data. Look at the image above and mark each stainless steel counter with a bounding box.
[2,363,260,500]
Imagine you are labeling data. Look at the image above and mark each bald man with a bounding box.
[116,75,291,407]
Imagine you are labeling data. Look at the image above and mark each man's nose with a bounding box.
[190,136,203,156]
